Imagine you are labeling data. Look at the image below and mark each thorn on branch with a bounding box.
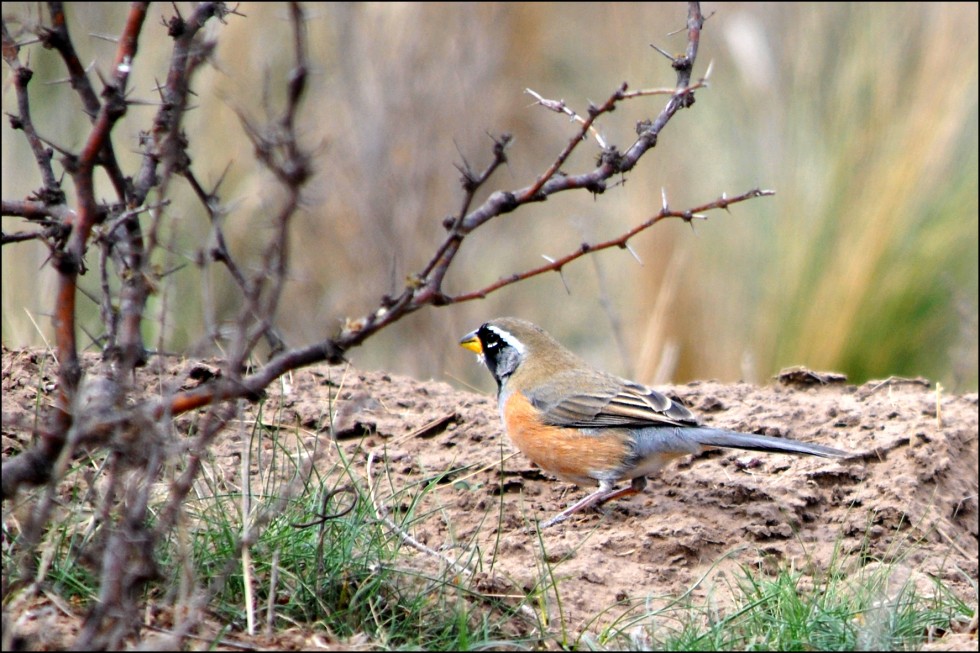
[541,255,571,295]
[492,133,512,159]
[624,242,643,265]
[650,43,676,62]
[703,59,715,82]
[525,88,567,114]
[525,89,609,149]
[455,160,478,192]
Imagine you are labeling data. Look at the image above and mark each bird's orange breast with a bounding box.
[503,391,631,486]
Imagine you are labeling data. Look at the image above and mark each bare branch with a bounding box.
[1,18,63,201]
[525,87,609,148]
[449,189,774,303]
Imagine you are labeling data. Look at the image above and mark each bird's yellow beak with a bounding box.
[459,330,483,354]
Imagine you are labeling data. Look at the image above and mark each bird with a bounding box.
[459,317,848,528]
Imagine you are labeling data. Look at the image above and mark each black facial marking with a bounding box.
[477,324,506,386]
[476,324,524,390]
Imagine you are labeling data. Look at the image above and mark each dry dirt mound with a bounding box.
[284,365,977,626]
[2,348,977,645]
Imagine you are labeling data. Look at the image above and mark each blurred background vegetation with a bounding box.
[2,2,977,393]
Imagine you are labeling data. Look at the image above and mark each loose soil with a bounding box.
[2,347,977,649]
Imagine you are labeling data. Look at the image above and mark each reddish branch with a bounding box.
[449,189,774,302]
[54,2,148,394]
[43,2,130,200]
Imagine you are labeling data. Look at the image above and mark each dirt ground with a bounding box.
[2,346,978,648]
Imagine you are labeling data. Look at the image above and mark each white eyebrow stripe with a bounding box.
[487,324,526,355]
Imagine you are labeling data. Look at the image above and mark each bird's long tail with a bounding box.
[685,428,847,458]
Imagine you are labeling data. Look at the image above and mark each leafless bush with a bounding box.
[1,2,771,647]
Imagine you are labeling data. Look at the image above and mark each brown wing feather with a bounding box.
[527,371,699,429]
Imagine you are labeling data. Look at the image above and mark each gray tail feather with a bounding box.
[687,428,847,458]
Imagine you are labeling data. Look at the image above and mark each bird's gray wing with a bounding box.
[526,370,700,429]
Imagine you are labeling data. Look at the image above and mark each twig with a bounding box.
[1,20,63,198]
[366,450,539,624]
[525,88,608,148]
[449,188,774,302]
[366,450,474,579]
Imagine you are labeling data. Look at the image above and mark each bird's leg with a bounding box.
[538,477,648,529]
[596,476,647,506]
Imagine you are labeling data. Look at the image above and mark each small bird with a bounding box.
[460,317,848,528]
